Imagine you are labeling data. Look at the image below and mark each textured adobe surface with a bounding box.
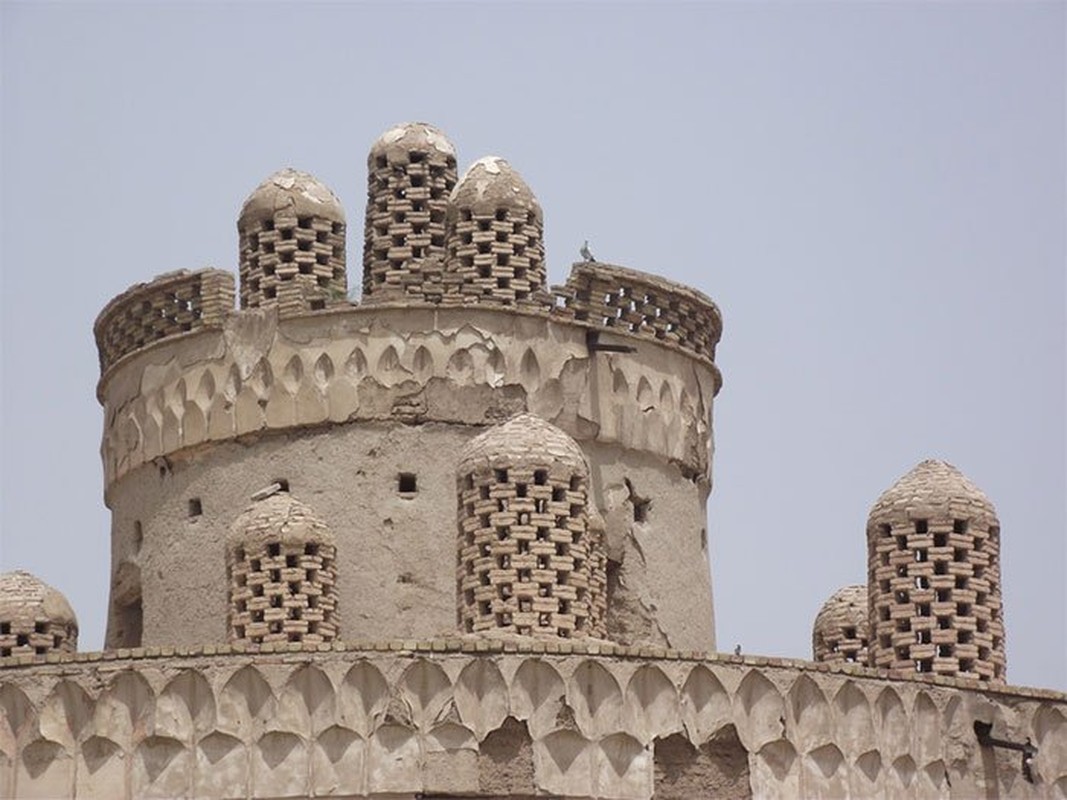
[867,460,1005,683]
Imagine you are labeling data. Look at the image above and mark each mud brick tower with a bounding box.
[1,122,1063,800]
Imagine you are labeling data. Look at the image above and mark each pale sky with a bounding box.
[2,2,1064,690]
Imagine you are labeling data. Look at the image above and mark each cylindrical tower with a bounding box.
[226,488,339,645]
[237,168,346,313]
[0,571,78,657]
[362,122,458,302]
[867,459,1005,682]
[456,413,606,639]
[812,584,869,665]
[445,157,546,307]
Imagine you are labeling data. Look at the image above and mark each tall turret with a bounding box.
[867,459,1005,682]
[238,168,346,313]
[362,122,457,302]
[445,157,546,307]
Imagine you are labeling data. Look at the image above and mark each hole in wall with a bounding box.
[188,498,203,518]
[398,473,417,494]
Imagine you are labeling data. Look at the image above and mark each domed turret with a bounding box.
[456,414,605,640]
[0,570,78,657]
[867,459,1005,682]
[445,156,546,307]
[812,584,868,664]
[237,168,347,313]
[227,489,339,645]
[363,122,458,302]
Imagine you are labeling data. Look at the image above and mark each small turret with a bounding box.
[456,414,605,639]
[227,489,339,645]
[812,584,869,665]
[867,459,1005,682]
[445,157,546,307]
[238,168,346,313]
[0,571,78,657]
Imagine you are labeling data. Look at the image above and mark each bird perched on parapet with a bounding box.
[734,644,742,656]
[580,240,596,262]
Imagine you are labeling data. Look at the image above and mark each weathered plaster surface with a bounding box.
[1,646,1063,799]
[99,306,718,653]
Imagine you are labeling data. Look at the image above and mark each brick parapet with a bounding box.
[93,268,236,373]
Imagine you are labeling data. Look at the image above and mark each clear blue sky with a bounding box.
[2,2,1064,689]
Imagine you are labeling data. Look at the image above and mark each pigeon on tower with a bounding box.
[580,240,596,262]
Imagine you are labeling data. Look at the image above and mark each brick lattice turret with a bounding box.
[445,157,546,307]
[238,168,346,313]
[362,122,458,302]
[457,414,606,639]
[227,489,339,645]
[867,459,1005,682]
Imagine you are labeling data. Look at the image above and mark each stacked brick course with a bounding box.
[867,459,1005,682]
[238,168,346,314]
[227,490,339,645]
[0,570,78,658]
[444,157,548,308]
[362,122,458,303]
[554,262,721,362]
[93,268,235,372]
[457,413,606,639]
[812,584,869,665]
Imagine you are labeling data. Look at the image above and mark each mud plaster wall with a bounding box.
[1,648,1064,799]
[105,425,712,654]
[98,306,718,654]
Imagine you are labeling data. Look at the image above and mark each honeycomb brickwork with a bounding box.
[93,268,235,372]
[227,491,338,646]
[867,460,1005,683]
[362,123,458,303]
[0,571,78,658]
[445,157,549,309]
[812,584,869,665]
[238,168,346,314]
[554,262,721,362]
[457,414,606,639]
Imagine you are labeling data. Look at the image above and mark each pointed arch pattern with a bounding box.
[98,307,717,488]
[1,650,1063,798]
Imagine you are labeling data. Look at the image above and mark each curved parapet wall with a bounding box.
[554,261,723,363]
[93,268,235,373]
[1,644,1064,799]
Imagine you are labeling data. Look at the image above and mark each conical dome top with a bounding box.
[812,584,868,664]
[459,413,586,473]
[869,459,997,524]
[238,167,345,227]
[450,156,541,219]
[813,584,867,631]
[369,122,456,164]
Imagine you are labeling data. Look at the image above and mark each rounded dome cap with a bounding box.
[450,156,542,220]
[0,570,78,654]
[813,584,867,635]
[369,122,456,164]
[238,168,345,228]
[228,491,334,551]
[459,413,586,474]
[869,459,997,524]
